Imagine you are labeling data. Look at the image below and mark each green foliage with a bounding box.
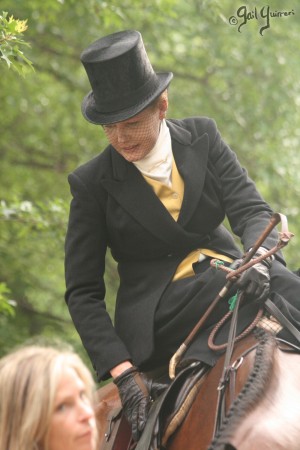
[0,11,34,75]
[0,198,67,235]
[0,282,15,316]
[1,0,299,367]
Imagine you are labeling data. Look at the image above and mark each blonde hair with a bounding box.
[0,345,96,450]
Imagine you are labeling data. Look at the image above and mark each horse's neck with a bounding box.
[230,348,300,450]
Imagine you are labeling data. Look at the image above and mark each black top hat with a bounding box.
[80,30,173,125]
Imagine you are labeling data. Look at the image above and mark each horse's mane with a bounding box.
[208,329,276,450]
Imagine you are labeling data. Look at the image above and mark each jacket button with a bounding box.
[167,253,173,257]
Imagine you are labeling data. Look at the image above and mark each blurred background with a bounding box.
[1,0,299,376]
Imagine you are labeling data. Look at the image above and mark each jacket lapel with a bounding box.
[167,120,209,226]
[100,119,209,247]
[101,149,185,248]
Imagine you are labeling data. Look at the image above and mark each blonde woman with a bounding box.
[0,345,98,450]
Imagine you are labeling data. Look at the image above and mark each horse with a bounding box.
[94,325,300,450]
[167,330,300,450]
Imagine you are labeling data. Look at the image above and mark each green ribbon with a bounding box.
[214,260,224,270]
[228,292,239,311]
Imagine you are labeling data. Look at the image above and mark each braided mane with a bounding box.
[208,329,276,450]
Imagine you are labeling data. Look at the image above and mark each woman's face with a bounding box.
[102,98,167,162]
[47,367,97,450]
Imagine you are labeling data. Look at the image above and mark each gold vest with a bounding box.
[143,159,232,281]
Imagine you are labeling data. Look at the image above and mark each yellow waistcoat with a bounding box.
[143,159,233,281]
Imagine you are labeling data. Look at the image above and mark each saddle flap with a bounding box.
[135,361,207,450]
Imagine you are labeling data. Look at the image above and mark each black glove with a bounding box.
[113,366,167,441]
[233,247,273,304]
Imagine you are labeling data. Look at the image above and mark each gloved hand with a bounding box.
[233,247,273,304]
[113,366,167,441]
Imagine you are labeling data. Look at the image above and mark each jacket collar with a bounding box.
[167,120,209,225]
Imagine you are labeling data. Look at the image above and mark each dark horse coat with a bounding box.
[65,117,294,380]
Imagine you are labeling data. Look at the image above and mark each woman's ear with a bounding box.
[158,91,168,119]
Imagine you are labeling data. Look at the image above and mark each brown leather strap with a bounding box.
[100,408,132,450]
